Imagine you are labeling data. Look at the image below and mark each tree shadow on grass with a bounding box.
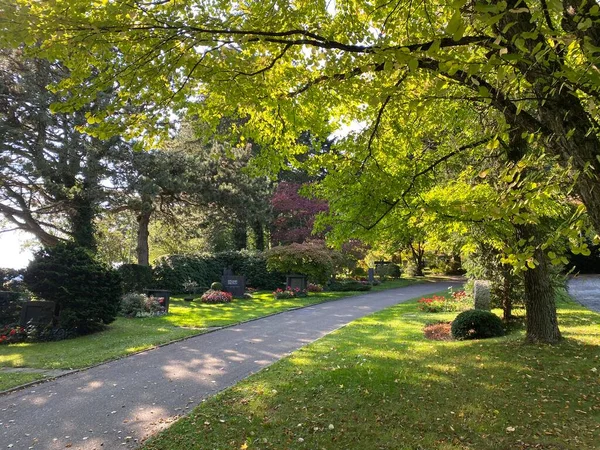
[145,300,600,450]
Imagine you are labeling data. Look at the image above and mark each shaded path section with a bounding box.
[0,282,457,449]
[568,275,600,313]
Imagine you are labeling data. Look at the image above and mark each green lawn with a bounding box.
[0,372,45,391]
[0,277,423,392]
[143,294,600,450]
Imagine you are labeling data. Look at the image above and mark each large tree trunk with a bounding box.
[233,220,247,250]
[408,241,425,276]
[252,220,265,251]
[136,205,152,266]
[500,267,513,323]
[71,188,97,251]
[517,225,562,344]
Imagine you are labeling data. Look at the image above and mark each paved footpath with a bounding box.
[0,281,457,450]
[568,274,600,313]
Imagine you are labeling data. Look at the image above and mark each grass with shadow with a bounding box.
[143,292,600,450]
[0,277,424,392]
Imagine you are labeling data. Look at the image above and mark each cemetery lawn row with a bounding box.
[0,278,422,392]
[143,294,600,450]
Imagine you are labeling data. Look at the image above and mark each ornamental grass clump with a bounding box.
[451,309,505,340]
[201,290,233,304]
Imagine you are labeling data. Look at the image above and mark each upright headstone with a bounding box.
[221,268,246,297]
[368,268,375,283]
[286,274,307,291]
[19,301,56,327]
[144,289,171,313]
[473,280,491,310]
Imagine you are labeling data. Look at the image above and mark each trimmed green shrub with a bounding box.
[0,291,24,327]
[375,264,402,279]
[210,281,224,291]
[266,241,337,285]
[451,309,505,340]
[24,243,122,335]
[152,251,285,292]
[327,280,372,292]
[118,264,153,293]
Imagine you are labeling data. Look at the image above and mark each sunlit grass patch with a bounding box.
[143,294,600,450]
[0,277,425,392]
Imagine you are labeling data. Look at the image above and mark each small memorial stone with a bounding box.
[473,280,491,310]
[368,268,375,283]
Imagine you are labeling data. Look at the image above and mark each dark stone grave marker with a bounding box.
[221,269,246,298]
[144,289,171,313]
[368,268,375,283]
[19,301,56,327]
[286,274,307,291]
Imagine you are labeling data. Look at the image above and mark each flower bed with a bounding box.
[307,283,323,293]
[417,290,470,313]
[201,289,233,304]
[0,325,27,345]
[273,287,308,299]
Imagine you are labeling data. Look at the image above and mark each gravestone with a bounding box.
[222,276,246,297]
[144,289,171,313]
[19,301,56,327]
[368,268,375,283]
[286,274,307,291]
[473,280,491,310]
[221,269,245,297]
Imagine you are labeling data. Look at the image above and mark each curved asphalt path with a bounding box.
[0,281,458,450]
[567,275,600,313]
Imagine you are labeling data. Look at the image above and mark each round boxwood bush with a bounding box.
[451,309,505,340]
[210,281,224,291]
[24,243,122,335]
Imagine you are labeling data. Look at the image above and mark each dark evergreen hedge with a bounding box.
[152,251,286,292]
[24,243,122,335]
[118,264,153,293]
[327,280,372,292]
